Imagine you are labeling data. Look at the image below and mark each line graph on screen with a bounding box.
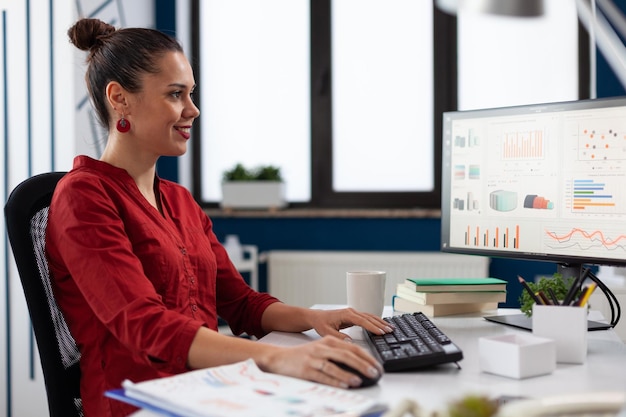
[545,227,626,255]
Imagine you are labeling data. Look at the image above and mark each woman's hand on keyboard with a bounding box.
[309,308,394,341]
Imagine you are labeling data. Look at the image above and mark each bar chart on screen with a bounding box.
[501,129,545,159]
[460,224,521,250]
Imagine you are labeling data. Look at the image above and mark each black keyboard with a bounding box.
[363,312,463,372]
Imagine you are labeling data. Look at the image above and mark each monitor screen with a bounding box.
[441,96,626,271]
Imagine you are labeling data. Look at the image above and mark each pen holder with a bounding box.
[532,304,587,364]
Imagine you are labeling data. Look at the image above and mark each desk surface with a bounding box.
[133,307,626,416]
[260,307,626,414]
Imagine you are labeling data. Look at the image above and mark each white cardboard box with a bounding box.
[479,333,556,379]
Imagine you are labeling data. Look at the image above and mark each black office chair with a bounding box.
[4,172,83,417]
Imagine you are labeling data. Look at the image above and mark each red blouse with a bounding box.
[46,156,279,417]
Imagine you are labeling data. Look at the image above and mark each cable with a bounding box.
[586,268,621,328]
[588,271,618,326]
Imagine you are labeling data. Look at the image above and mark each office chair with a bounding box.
[4,171,83,417]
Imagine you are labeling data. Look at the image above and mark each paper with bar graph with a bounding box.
[107,359,386,417]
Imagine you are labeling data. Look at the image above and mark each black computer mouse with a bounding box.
[330,360,381,388]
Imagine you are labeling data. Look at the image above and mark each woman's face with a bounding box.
[128,51,200,158]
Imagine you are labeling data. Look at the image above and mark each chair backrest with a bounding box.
[4,172,83,417]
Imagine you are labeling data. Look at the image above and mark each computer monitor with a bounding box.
[440,96,626,280]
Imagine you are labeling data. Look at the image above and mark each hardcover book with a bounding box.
[392,295,498,317]
[395,283,506,305]
[404,277,507,292]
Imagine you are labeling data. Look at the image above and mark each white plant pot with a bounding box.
[220,181,287,210]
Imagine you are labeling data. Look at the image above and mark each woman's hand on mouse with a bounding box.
[259,335,383,389]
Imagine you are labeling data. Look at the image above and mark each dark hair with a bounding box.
[67,18,183,130]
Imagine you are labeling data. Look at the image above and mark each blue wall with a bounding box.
[155,0,179,182]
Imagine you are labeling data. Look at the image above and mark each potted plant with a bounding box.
[220,163,287,210]
[519,273,578,316]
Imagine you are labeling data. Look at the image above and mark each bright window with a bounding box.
[199,0,311,202]
[457,0,579,110]
[331,0,434,192]
[194,1,582,207]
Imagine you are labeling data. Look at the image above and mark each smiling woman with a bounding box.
[45,18,393,417]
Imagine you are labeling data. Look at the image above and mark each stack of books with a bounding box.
[392,277,507,317]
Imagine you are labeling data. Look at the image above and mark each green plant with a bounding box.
[222,163,254,181]
[222,163,283,182]
[446,395,500,417]
[519,273,577,316]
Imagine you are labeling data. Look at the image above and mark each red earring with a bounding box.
[116,116,131,133]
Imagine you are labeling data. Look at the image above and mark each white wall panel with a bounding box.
[5,2,29,182]
[3,3,68,416]
[0,4,7,412]
[3,1,47,414]
[53,2,77,172]
[29,3,53,174]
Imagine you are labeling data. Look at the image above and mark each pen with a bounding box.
[562,268,589,306]
[574,282,597,307]
[536,291,552,305]
[518,275,542,304]
[546,287,560,305]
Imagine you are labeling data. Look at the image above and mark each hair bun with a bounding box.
[67,18,116,52]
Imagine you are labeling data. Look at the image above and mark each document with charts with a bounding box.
[106,359,386,417]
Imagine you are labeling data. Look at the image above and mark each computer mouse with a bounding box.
[330,360,381,388]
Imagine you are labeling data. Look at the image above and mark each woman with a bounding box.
[45,18,392,417]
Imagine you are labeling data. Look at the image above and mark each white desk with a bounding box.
[259,306,626,414]
[132,306,626,416]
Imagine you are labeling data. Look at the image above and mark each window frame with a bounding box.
[189,1,589,209]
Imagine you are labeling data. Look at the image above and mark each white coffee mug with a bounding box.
[346,271,386,317]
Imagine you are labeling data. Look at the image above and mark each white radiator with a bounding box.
[265,251,490,308]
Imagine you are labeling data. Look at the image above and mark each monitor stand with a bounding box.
[484,313,612,331]
[558,262,584,282]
